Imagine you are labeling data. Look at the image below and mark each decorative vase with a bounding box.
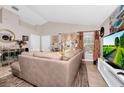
[60,49,65,60]
[59,42,65,60]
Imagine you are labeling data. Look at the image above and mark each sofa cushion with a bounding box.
[33,49,81,61]
[64,49,81,58]
[33,52,62,60]
[65,51,75,58]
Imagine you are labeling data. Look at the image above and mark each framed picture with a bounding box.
[22,35,29,41]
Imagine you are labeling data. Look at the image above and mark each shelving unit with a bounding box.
[0,48,25,66]
[98,58,124,87]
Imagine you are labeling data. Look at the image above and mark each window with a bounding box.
[84,32,94,60]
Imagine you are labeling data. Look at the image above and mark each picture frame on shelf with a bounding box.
[22,35,29,41]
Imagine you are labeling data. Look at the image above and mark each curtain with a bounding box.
[77,32,84,49]
[70,33,74,41]
[93,31,100,63]
[77,32,84,58]
[61,33,68,46]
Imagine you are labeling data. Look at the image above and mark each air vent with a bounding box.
[11,6,19,11]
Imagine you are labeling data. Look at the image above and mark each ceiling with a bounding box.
[0,5,118,27]
[0,5,47,25]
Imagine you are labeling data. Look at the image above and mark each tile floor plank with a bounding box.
[85,61,107,87]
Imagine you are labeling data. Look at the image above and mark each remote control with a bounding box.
[117,72,124,75]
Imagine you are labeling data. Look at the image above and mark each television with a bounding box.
[103,30,124,69]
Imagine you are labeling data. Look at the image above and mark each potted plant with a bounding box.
[16,40,27,49]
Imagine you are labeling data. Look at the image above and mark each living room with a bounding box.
[0,2,124,89]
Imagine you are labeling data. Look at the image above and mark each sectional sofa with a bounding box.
[11,49,83,87]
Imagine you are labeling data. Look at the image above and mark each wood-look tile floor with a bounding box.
[0,61,107,87]
[72,61,89,87]
[86,61,107,87]
[0,75,34,87]
[0,65,11,79]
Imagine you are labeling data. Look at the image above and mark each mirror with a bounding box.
[0,29,15,42]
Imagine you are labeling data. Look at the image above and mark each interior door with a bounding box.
[30,34,41,51]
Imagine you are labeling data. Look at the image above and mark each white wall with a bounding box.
[101,18,110,36]
[37,22,99,35]
[0,8,41,48]
[0,8,41,40]
[0,22,39,40]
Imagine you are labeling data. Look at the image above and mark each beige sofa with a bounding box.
[12,50,83,87]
